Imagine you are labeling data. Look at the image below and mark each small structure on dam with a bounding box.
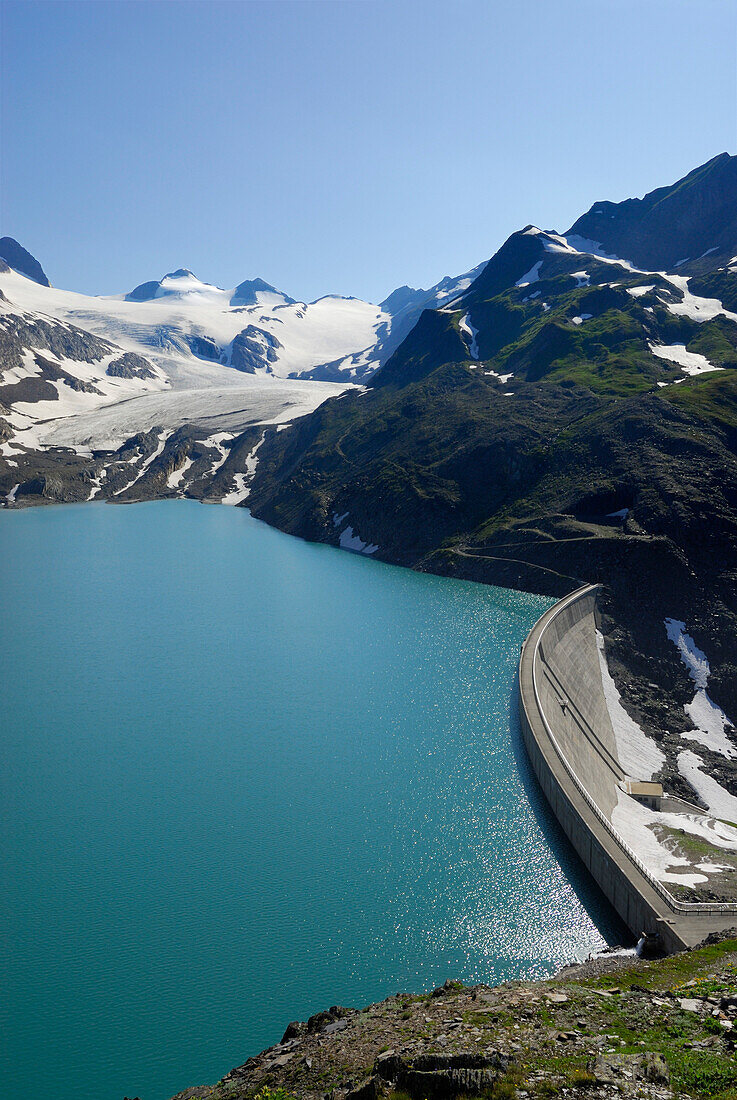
[620,780,663,811]
[518,583,737,954]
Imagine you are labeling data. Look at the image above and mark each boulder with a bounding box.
[345,1076,383,1100]
[374,1052,509,1099]
[280,1020,305,1043]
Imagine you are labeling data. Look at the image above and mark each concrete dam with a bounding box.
[518,584,737,954]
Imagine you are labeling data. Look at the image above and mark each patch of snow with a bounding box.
[166,455,195,490]
[607,508,629,519]
[611,791,706,888]
[627,285,656,298]
[540,232,579,256]
[432,275,476,304]
[332,511,349,527]
[484,369,514,383]
[683,691,737,759]
[516,260,543,287]
[87,467,107,500]
[571,314,593,325]
[658,807,737,851]
[338,525,379,555]
[522,290,541,302]
[596,630,665,779]
[661,273,737,324]
[677,751,737,823]
[650,343,720,376]
[113,429,170,496]
[665,617,712,692]
[221,431,266,505]
[201,431,235,477]
[458,313,479,360]
[562,235,639,271]
[664,617,735,758]
[570,271,589,287]
[5,482,20,503]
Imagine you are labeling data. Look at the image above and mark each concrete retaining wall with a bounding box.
[518,584,737,954]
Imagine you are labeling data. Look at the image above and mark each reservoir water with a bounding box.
[1,502,625,1100]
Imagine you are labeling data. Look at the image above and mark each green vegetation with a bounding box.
[254,1088,298,1100]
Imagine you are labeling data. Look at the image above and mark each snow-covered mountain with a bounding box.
[0,238,492,501]
[0,261,389,379]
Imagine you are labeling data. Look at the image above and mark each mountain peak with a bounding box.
[231,278,296,307]
[380,285,420,314]
[126,269,221,302]
[566,152,737,270]
[0,237,51,286]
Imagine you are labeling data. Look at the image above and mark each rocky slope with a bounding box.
[244,154,737,815]
[168,934,737,1100]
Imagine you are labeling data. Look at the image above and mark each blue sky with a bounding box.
[2,0,736,302]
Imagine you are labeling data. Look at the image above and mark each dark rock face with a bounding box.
[0,349,103,405]
[374,1051,509,1099]
[0,313,113,374]
[186,335,222,362]
[280,1021,306,1043]
[0,237,51,286]
[457,227,544,305]
[33,353,101,393]
[344,1077,382,1100]
[106,352,156,379]
[230,325,282,373]
[567,151,737,270]
[371,310,468,389]
[242,153,737,738]
[0,375,58,404]
[307,1006,352,1033]
[16,475,65,500]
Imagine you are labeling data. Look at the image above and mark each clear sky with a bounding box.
[1,0,736,302]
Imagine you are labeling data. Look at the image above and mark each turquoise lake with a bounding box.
[1,501,626,1100]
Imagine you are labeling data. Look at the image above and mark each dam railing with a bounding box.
[530,584,737,916]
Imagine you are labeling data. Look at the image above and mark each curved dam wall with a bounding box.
[518,584,737,955]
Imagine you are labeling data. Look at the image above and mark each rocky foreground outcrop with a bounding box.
[169,935,737,1100]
